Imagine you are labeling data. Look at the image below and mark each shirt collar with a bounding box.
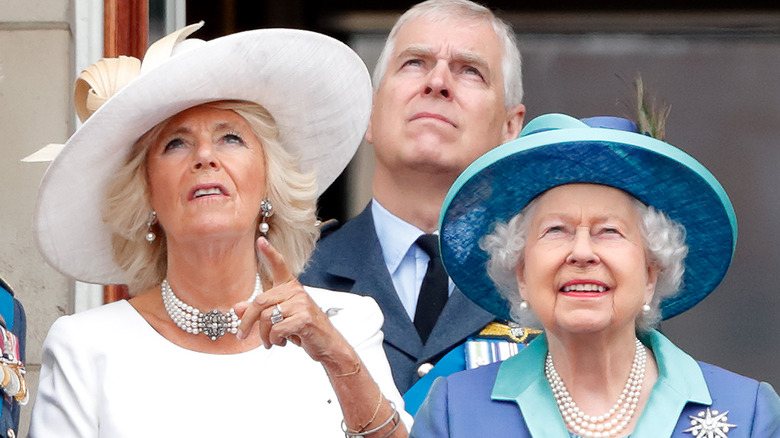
[491,330,711,437]
[371,199,429,274]
[631,330,711,438]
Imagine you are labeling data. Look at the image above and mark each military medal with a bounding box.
[0,324,27,404]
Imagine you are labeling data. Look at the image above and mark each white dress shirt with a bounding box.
[371,199,454,321]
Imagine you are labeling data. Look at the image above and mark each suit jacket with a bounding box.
[300,203,494,393]
[411,331,780,437]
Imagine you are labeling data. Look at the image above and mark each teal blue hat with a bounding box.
[439,113,737,321]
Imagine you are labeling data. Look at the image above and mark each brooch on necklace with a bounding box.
[161,273,262,341]
[683,407,736,437]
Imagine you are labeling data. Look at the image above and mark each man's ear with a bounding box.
[365,96,377,145]
[502,104,526,142]
[365,117,374,144]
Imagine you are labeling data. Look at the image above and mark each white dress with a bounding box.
[29,286,411,437]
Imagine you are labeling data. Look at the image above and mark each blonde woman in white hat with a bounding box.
[28,23,410,437]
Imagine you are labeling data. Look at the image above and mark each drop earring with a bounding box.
[145,211,158,244]
[258,199,274,236]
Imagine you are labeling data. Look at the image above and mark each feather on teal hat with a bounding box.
[439,113,737,321]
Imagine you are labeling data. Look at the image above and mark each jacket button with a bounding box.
[7,429,15,438]
[417,362,434,377]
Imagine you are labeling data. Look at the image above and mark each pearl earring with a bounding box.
[519,300,528,311]
[259,199,274,236]
[145,211,158,244]
[642,303,651,314]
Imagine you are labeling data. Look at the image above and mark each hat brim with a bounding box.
[34,28,371,284]
[440,114,737,321]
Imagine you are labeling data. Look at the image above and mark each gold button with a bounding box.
[417,362,434,377]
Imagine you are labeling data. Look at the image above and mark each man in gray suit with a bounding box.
[300,0,526,394]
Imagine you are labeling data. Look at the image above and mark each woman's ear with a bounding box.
[515,262,527,301]
[644,263,660,305]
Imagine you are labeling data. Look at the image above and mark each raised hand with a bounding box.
[234,237,354,367]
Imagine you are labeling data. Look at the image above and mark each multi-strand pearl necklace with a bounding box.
[161,273,262,341]
[545,338,646,438]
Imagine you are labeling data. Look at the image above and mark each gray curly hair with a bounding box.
[481,191,688,332]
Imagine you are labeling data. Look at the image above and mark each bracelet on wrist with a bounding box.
[342,399,399,437]
[330,359,361,378]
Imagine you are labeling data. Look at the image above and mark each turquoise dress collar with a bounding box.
[491,330,712,437]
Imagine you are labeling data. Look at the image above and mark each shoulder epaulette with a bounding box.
[0,275,13,297]
[316,218,341,240]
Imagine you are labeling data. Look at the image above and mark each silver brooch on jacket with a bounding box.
[323,307,342,317]
[683,407,736,437]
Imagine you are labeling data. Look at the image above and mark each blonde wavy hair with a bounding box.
[103,100,319,294]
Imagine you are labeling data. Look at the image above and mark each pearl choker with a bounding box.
[161,273,262,341]
[545,338,646,438]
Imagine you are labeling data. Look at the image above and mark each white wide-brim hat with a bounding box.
[30,23,372,285]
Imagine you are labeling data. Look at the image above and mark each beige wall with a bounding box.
[0,0,73,435]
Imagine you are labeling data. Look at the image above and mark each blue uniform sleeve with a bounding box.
[404,344,467,416]
[751,382,780,437]
[410,377,451,438]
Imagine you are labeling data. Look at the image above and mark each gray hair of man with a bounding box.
[480,192,689,333]
[372,0,523,108]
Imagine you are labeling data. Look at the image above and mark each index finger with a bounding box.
[257,237,294,287]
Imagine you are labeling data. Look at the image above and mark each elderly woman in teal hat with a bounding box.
[410,112,780,437]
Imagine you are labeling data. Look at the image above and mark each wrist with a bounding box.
[312,333,359,373]
[321,347,362,377]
